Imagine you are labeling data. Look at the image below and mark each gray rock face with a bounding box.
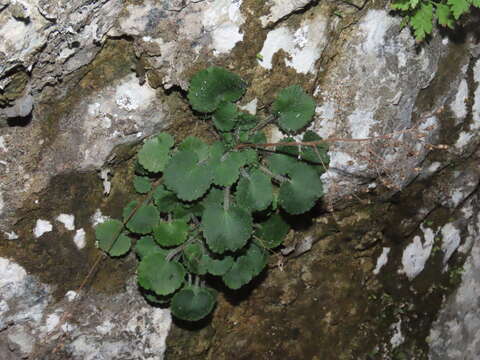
[0,257,171,359]
[0,0,479,358]
[428,203,480,360]
[0,0,122,125]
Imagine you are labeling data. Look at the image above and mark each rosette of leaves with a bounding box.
[94,66,329,323]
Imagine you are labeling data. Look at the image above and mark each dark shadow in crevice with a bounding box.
[163,84,188,98]
[171,311,214,331]
[210,269,269,307]
[265,0,320,31]
[6,113,32,127]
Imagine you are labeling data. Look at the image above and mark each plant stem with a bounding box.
[235,126,424,150]
[166,236,196,262]
[249,115,275,134]
[258,165,289,183]
[224,187,230,211]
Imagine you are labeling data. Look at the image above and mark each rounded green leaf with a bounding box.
[137,133,174,173]
[202,204,252,254]
[207,256,234,276]
[273,85,315,132]
[213,102,238,131]
[267,153,298,176]
[152,185,179,213]
[279,162,324,215]
[237,112,258,131]
[95,219,122,245]
[96,219,131,256]
[178,136,210,162]
[123,200,138,222]
[164,150,213,201]
[187,67,246,113]
[137,253,185,296]
[212,151,245,187]
[221,132,235,146]
[126,204,159,234]
[222,243,267,289]
[134,236,169,259]
[108,233,132,256]
[255,214,290,249]
[267,137,298,175]
[238,149,258,165]
[133,176,152,194]
[171,203,202,221]
[236,169,273,212]
[201,187,224,208]
[171,286,216,321]
[153,219,189,247]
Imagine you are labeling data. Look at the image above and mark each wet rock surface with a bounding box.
[0,0,479,359]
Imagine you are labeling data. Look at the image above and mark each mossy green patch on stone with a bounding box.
[0,70,29,107]
[0,171,135,299]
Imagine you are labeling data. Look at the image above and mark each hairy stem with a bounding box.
[235,126,425,150]
[224,186,230,211]
[258,165,289,183]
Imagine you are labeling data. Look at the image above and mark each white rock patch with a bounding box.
[91,209,109,227]
[347,109,375,139]
[0,191,4,215]
[426,162,442,174]
[65,290,79,302]
[373,247,391,275]
[441,223,461,268]
[259,13,328,74]
[239,98,258,115]
[202,0,244,56]
[4,230,19,240]
[399,225,435,280]
[390,320,405,347]
[359,10,394,55]
[43,313,61,333]
[450,189,464,207]
[472,59,480,129]
[0,135,7,151]
[96,320,115,335]
[115,74,156,112]
[56,213,75,231]
[0,257,28,300]
[33,219,53,238]
[450,79,468,121]
[455,131,473,149]
[260,0,311,27]
[99,168,111,195]
[73,229,86,250]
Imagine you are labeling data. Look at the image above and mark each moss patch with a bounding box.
[0,170,135,299]
[0,70,29,107]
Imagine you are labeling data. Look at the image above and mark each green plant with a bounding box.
[391,0,480,41]
[95,66,329,322]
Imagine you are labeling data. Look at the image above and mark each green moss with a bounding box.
[0,71,29,107]
[0,171,134,299]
